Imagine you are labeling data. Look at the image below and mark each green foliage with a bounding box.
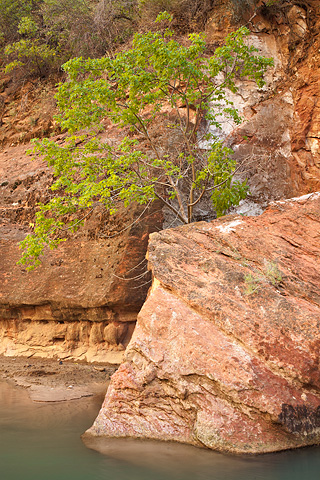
[4,24,57,75]
[0,0,38,43]
[0,0,216,77]
[19,16,273,269]
[2,0,137,77]
[18,16,38,36]
[2,1,58,77]
[263,260,282,286]
[244,272,260,296]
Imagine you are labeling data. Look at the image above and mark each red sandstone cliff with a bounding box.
[0,3,320,452]
[205,0,320,209]
[0,144,163,361]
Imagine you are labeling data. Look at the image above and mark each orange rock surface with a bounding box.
[0,145,163,361]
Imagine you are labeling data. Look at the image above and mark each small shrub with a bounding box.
[244,273,260,296]
[4,36,57,77]
[2,0,138,79]
[263,260,282,286]
[0,0,37,44]
[138,0,214,32]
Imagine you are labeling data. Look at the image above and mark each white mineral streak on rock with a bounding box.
[272,192,320,205]
[215,219,243,234]
[228,199,264,217]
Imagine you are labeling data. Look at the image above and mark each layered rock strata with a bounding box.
[87,193,320,453]
[0,145,163,362]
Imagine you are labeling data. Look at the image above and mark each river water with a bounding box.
[1,379,320,480]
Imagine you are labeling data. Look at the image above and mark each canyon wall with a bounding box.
[204,0,320,214]
[1,0,320,454]
[86,192,320,453]
[0,0,320,375]
[0,145,163,362]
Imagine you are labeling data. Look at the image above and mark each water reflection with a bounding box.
[84,435,320,480]
[1,379,320,480]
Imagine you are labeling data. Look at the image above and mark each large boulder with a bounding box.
[86,192,320,453]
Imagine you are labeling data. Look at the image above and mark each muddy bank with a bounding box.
[0,355,117,402]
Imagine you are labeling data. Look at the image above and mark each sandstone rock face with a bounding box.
[0,145,163,362]
[204,0,320,214]
[87,193,320,453]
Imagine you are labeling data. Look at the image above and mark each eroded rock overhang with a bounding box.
[0,146,163,362]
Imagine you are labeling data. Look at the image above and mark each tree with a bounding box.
[2,0,136,78]
[4,14,57,76]
[0,0,39,44]
[19,13,273,269]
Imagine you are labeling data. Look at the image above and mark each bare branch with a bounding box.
[100,200,153,238]
[155,192,187,224]
[188,176,209,208]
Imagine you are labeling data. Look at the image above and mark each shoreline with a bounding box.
[0,355,117,402]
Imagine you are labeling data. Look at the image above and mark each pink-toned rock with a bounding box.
[87,192,320,453]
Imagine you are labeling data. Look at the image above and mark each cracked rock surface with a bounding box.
[87,193,320,454]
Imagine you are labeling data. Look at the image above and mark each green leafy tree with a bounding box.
[0,0,39,45]
[4,14,57,76]
[19,13,273,269]
[2,0,137,77]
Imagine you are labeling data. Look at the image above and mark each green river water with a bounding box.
[1,379,320,480]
